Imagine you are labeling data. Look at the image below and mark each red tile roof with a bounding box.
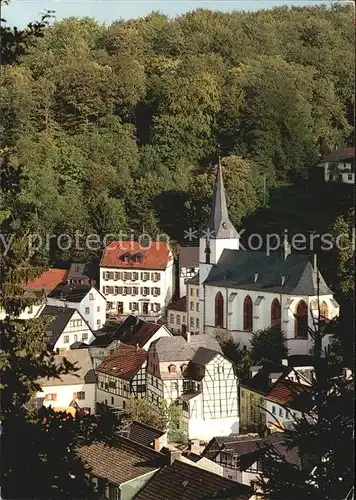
[266,379,309,410]
[96,344,148,380]
[23,268,68,292]
[321,147,355,163]
[100,241,172,270]
[168,296,187,313]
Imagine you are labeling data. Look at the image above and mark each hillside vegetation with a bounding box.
[1,5,354,262]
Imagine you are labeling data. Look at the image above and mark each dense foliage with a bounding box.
[1,5,354,262]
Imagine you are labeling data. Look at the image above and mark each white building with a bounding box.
[96,343,148,410]
[178,246,199,298]
[47,284,107,331]
[188,161,339,356]
[146,335,239,441]
[317,147,355,184]
[36,348,97,414]
[265,378,309,430]
[100,241,175,318]
[39,305,96,351]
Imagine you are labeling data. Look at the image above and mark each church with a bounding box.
[186,162,339,357]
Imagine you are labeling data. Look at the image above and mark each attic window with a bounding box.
[168,364,177,374]
[132,252,144,262]
[121,252,131,262]
[75,266,80,272]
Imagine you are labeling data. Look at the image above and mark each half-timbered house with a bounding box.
[178,245,199,298]
[96,344,148,410]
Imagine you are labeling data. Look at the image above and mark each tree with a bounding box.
[257,366,353,500]
[250,326,288,364]
[125,397,181,434]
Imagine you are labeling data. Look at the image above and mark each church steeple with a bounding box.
[202,158,238,239]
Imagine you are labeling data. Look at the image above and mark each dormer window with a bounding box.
[222,222,227,230]
[168,364,177,374]
[181,364,188,373]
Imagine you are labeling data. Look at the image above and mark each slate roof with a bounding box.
[125,421,165,448]
[23,268,68,293]
[168,296,187,313]
[113,315,166,348]
[240,359,291,395]
[203,432,316,473]
[152,335,222,363]
[201,162,239,240]
[37,348,96,386]
[204,249,332,296]
[321,147,355,163]
[133,459,251,500]
[100,241,171,270]
[190,347,219,366]
[179,246,199,268]
[67,262,98,282]
[77,437,166,486]
[96,343,148,380]
[187,273,200,285]
[266,379,310,410]
[39,305,76,347]
[47,284,92,303]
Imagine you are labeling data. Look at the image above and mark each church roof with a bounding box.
[201,161,238,239]
[204,249,332,296]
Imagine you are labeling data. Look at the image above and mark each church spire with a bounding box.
[202,158,238,239]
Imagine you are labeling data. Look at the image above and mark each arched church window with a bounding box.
[295,300,308,338]
[243,296,253,332]
[271,298,281,327]
[215,292,224,327]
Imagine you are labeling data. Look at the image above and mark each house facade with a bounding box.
[317,147,355,184]
[167,296,187,335]
[96,344,148,410]
[265,379,308,430]
[40,306,96,351]
[146,335,239,441]
[186,161,339,357]
[47,284,107,331]
[186,276,200,335]
[36,349,96,414]
[100,241,175,319]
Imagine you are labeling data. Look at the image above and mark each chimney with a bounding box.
[283,235,292,260]
[186,331,191,343]
[153,438,161,451]
[162,447,182,465]
[249,366,262,378]
[136,343,139,351]
[313,253,317,271]
[269,372,282,386]
[281,359,288,366]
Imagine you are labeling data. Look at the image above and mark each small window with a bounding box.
[176,315,181,325]
[241,390,245,398]
[168,364,177,374]
[279,408,283,417]
[111,397,114,405]
[196,318,199,328]
[97,306,100,312]
[74,391,85,400]
[190,288,194,296]
[196,302,199,312]
[272,406,276,415]
[190,302,194,311]
[82,332,88,341]
[89,293,94,300]
[74,334,78,342]
[85,307,90,315]
[96,320,101,327]
[190,318,194,327]
[63,335,70,344]
[170,314,174,324]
